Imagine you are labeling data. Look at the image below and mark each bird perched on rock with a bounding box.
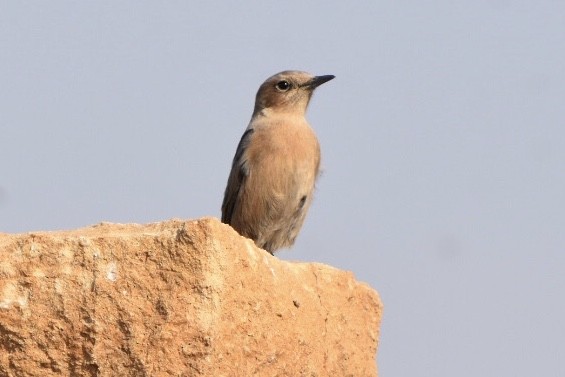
[221,70,334,254]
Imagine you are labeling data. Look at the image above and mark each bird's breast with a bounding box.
[245,120,320,193]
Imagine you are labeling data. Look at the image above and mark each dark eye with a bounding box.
[275,80,291,91]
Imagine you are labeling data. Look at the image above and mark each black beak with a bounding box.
[308,75,335,89]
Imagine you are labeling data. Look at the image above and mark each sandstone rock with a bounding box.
[0,218,382,376]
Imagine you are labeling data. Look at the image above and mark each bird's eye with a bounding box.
[275,80,291,91]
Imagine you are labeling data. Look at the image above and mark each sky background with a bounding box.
[1,1,564,375]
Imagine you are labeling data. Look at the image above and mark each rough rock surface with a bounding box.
[0,217,382,376]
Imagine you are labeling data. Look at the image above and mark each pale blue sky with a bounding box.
[2,2,564,375]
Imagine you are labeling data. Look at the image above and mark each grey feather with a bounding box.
[221,128,254,224]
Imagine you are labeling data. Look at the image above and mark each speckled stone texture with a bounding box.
[0,217,382,376]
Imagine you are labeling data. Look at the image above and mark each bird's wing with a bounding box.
[221,128,254,223]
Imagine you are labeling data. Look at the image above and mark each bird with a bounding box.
[221,70,335,254]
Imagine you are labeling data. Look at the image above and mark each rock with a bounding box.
[0,218,382,376]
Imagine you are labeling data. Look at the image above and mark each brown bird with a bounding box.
[221,70,334,254]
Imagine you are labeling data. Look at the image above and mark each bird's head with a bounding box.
[253,71,335,117]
